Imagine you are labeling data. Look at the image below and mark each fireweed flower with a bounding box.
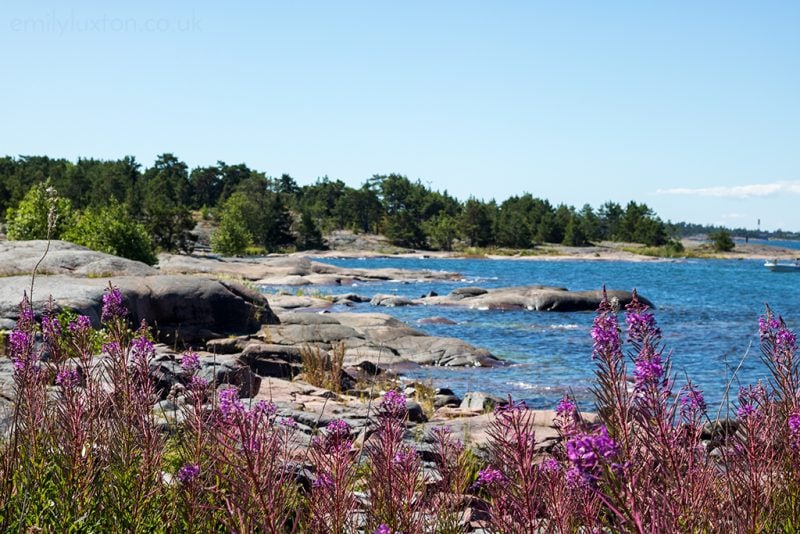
[566,425,618,477]
[102,341,122,356]
[737,385,767,420]
[218,387,245,417]
[392,447,418,467]
[8,330,31,355]
[373,526,392,534]
[280,417,298,429]
[380,390,407,418]
[539,458,560,474]
[758,313,782,340]
[776,327,797,354]
[626,310,661,344]
[189,375,209,390]
[68,315,92,334]
[633,352,664,393]
[737,403,757,419]
[555,396,576,418]
[313,472,335,490]
[591,303,621,361]
[475,467,506,488]
[680,386,707,420]
[252,399,277,417]
[16,302,35,331]
[177,463,200,484]
[101,286,126,323]
[41,315,62,340]
[55,369,80,389]
[180,351,200,374]
[130,336,155,365]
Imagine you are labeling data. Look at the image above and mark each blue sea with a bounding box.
[267,254,800,412]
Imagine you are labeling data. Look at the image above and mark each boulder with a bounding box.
[424,286,653,312]
[370,294,415,307]
[0,274,279,345]
[460,392,508,412]
[257,312,503,369]
[0,240,157,278]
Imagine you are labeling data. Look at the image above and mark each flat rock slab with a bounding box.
[422,408,599,448]
[157,253,460,286]
[420,286,653,312]
[0,240,157,277]
[259,312,502,368]
[0,274,278,344]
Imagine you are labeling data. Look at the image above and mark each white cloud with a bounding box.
[656,181,800,199]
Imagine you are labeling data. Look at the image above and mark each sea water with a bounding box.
[265,256,800,412]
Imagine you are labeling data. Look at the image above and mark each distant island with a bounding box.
[0,154,793,263]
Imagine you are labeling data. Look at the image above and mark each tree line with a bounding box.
[0,154,678,260]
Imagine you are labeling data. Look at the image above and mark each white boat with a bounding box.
[764,260,800,272]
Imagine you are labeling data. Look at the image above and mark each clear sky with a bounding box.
[2,1,799,231]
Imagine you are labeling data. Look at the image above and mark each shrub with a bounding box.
[63,200,157,265]
[710,229,735,252]
[5,180,73,240]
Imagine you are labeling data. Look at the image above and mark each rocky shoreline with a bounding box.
[0,240,643,451]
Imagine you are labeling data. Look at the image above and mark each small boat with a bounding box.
[764,260,800,272]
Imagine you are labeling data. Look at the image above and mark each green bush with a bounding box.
[63,201,157,265]
[6,181,73,240]
[709,229,735,252]
[211,209,252,256]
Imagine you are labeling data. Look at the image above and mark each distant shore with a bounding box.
[308,237,800,263]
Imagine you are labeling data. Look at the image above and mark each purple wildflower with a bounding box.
[759,314,782,340]
[103,341,122,356]
[218,387,245,417]
[591,304,621,361]
[8,330,31,356]
[392,447,418,467]
[380,390,407,418]
[680,386,707,419]
[101,286,126,323]
[373,526,392,534]
[539,458,560,474]
[280,417,298,429]
[16,302,34,331]
[177,463,200,484]
[188,375,209,391]
[55,369,80,389]
[41,315,62,340]
[789,412,800,435]
[737,385,766,420]
[68,315,92,334]
[555,395,576,418]
[327,418,351,438]
[776,328,797,353]
[566,425,618,476]
[130,336,155,364]
[626,310,661,343]
[313,472,335,490]
[253,399,277,416]
[180,351,201,374]
[737,403,757,419]
[475,467,506,487]
[633,353,664,392]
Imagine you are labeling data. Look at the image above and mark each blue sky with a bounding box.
[2,1,799,230]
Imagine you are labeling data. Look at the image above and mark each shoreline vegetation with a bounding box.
[3,279,800,531]
[1,154,796,269]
